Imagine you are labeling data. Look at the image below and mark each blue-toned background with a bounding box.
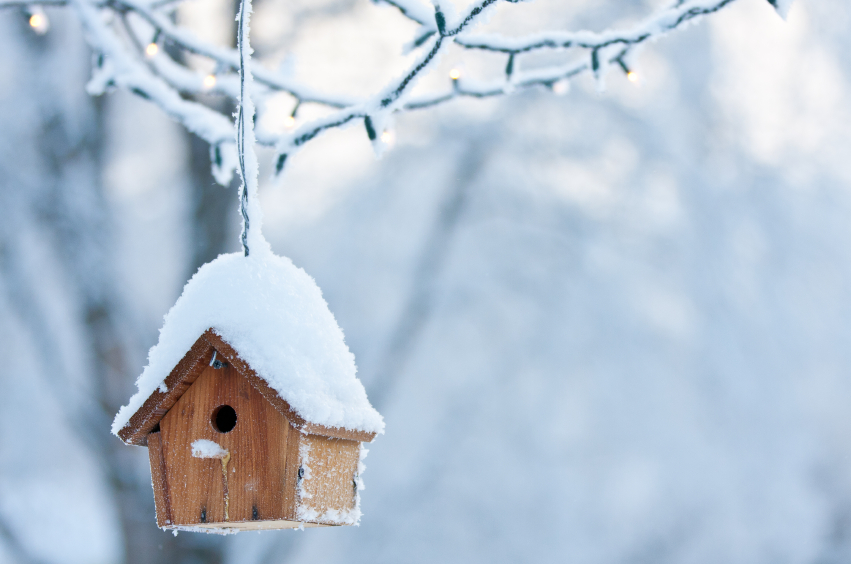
[1,0,850,562]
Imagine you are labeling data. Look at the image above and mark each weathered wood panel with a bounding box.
[298,435,359,522]
[159,359,290,526]
[147,431,172,527]
[118,339,214,446]
[189,519,329,531]
[282,422,302,521]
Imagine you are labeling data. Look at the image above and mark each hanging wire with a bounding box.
[236,0,250,257]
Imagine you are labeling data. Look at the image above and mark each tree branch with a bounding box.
[6,0,746,180]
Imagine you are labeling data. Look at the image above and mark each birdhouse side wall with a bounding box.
[296,434,361,525]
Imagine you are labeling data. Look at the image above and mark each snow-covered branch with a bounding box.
[273,0,747,169]
[403,0,747,110]
[454,0,739,54]
[2,0,789,181]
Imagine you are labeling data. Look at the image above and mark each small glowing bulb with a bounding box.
[627,71,638,83]
[381,130,393,144]
[284,116,296,129]
[203,74,217,89]
[449,68,461,80]
[145,43,159,58]
[552,80,569,96]
[28,12,48,34]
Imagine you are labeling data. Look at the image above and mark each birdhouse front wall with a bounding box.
[144,350,362,530]
[153,360,293,527]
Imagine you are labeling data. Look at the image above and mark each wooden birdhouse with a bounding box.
[112,252,384,533]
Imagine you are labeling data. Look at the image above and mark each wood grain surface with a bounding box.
[159,361,290,526]
[300,435,359,521]
[147,431,173,527]
[118,338,214,446]
[282,422,302,520]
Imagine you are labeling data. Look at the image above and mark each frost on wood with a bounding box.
[296,440,313,505]
[166,524,240,536]
[111,248,385,436]
[295,440,364,526]
[191,439,228,459]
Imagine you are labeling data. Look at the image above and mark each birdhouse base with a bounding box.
[163,519,332,533]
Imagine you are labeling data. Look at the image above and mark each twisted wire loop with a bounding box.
[236,0,250,257]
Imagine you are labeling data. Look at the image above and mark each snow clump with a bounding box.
[112,248,384,437]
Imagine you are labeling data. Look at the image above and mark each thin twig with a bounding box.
[236,0,250,255]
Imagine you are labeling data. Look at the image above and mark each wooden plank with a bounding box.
[169,519,331,531]
[298,435,360,522]
[147,431,172,527]
[282,422,302,520]
[300,421,374,442]
[159,360,290,526]
[117,338,214,446]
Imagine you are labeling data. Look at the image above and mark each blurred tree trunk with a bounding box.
[0,8,141,564]
[0,6,231,564]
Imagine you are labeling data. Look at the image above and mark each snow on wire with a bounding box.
[0,0,793,182]
[234,0,260,256]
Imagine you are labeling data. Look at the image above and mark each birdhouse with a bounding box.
[112,252,384,532]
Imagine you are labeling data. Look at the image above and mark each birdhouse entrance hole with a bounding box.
[212,405,237,433]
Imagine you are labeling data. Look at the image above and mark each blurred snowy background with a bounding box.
[2,0,851,562]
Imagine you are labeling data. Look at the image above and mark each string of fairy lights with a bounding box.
[4,0,752,178]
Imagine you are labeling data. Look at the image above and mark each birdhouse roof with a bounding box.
[112,251,384,446]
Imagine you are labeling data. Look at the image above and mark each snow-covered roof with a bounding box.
[112,250,384,439]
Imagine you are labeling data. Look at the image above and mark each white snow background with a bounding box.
[3,0,851,563]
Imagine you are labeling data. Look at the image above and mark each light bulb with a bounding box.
[284,116,295,128]
[28,12,48,34]
[203,74,216,89]
[145,43,159,58]
[627,71,638,83]
[552,80,569,96]
[381,130,394,144]
[449,68,461,80]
